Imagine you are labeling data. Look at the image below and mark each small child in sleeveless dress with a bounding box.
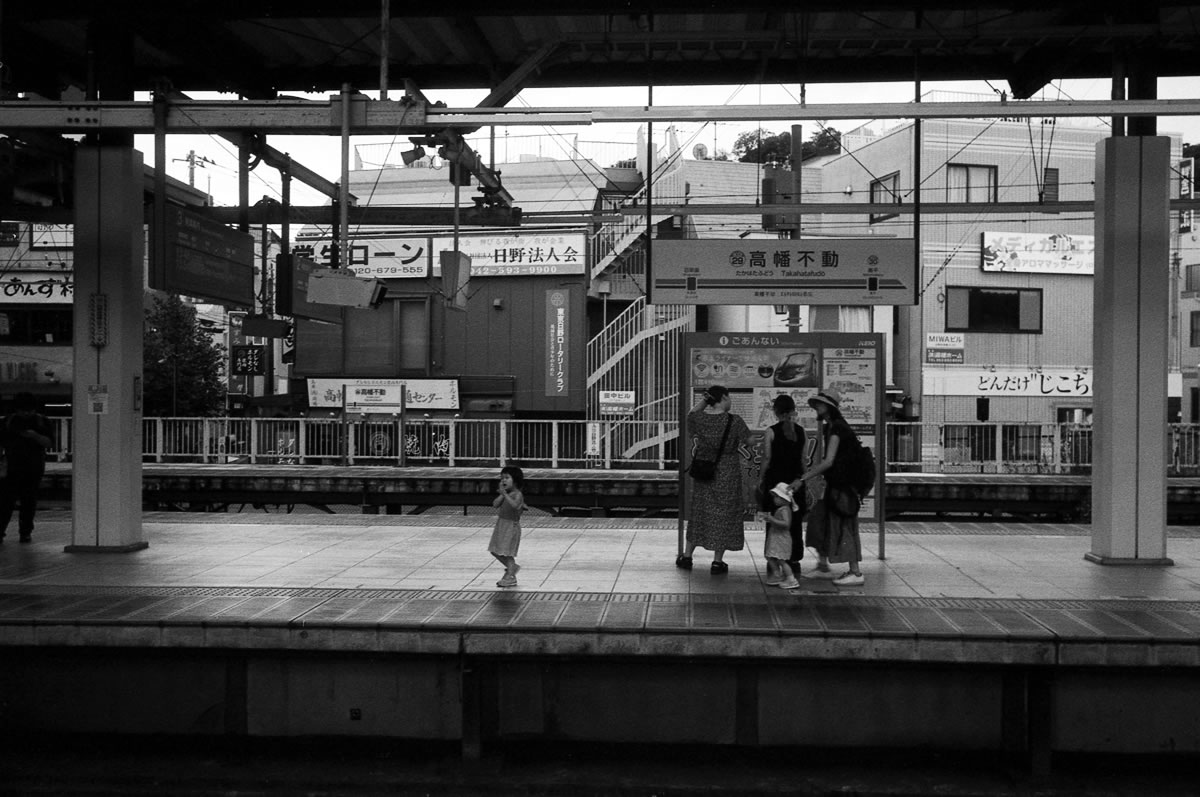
[489,466,527,587]
[764,482,800,589]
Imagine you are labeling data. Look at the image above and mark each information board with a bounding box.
[651,239,915,306]
[678,332,886,555]
[154,205,255,307]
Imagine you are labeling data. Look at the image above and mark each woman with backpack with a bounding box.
[800,388,865,587]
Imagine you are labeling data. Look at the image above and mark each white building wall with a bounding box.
[812,118,1183,425]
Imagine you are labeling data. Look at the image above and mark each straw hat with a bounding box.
[807,388,841,411]
[769,482,798,510]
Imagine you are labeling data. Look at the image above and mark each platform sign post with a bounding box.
[678,332,886,560]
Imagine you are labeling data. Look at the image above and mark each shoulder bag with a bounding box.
[687,415,731,481]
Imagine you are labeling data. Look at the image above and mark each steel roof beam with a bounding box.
[2,97,1199,135]
[620,199,1200,216]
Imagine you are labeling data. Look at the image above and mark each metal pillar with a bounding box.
[67,146,147,552]
[1087,136,1173,566]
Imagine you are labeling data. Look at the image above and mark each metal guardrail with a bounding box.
[135,417,677,469]
[29,417,1194,475]
[13,416,1147,474]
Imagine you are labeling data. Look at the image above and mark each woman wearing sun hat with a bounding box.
[801,388,865,587]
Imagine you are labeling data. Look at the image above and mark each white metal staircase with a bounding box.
[584,149,696,461]
[586,297,695,459]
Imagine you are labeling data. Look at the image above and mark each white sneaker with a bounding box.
[777,577,800,589]
[764,574,783,585]
[804,568,839,580]
[832,572,864,587]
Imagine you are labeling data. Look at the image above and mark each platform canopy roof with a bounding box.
[5,1,1199,102]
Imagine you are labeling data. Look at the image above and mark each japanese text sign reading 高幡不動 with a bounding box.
[651,239,915,306]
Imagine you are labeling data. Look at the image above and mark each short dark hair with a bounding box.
[703,385,729,406]
[501,465,525,489]
[771,394,795,415]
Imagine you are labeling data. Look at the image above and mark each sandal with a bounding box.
[710,560,729,575]
[675,554,693,570]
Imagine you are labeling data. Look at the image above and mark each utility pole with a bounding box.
[171,149,217,190]
[788,124,803,333]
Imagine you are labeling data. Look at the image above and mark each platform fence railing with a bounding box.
[33,417,1200,475]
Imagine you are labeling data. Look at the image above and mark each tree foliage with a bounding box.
[733,126,843,164]
[143,294,227,416]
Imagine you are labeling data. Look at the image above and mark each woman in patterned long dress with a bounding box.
[676,385,752,575]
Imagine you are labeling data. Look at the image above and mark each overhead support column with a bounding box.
[67,146,146,553]
[1087,136,1172,567]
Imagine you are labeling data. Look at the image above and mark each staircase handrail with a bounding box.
[587,301,692,389]
[590,165,687,279]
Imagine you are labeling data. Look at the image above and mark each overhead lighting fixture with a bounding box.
[401,145,426,166]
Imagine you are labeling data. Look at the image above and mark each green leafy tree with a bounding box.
[733,126,842,164]
[733,128,792,164]
[143,294,227,416]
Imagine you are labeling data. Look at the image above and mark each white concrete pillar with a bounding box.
[66,146,147,552]
[1088,136,1172,566]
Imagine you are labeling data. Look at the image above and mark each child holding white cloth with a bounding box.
[763,482,800,589]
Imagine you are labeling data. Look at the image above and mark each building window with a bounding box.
[869,171,900,223]
[1191,311,1200,347]
[0,307,72,344]
[945,286,1042,333]
[1042,167,1059,203]
[1186,263,1200,295]
[947,164,997,203]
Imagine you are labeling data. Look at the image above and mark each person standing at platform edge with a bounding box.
[801,389,865,586]
[677,385,752,574]
[0,392,52,544]
[758,394,811,576]
[489,465,527,588]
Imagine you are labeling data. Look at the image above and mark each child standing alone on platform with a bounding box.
[764,482,800,589]
[490,466,527,587]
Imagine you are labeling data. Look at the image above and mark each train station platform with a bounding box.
[1,510,1199,793]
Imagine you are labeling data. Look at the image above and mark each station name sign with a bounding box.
[650,238,915,306]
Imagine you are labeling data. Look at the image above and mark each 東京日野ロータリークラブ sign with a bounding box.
[650,238,915,306]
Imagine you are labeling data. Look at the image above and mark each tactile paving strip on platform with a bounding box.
[136,511,1200,536]
[0,584,1197,650]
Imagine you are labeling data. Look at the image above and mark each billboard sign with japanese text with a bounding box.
[981,231,1094,275]
[292,230,587,279]
[924,368,1091,397]
[432,232,586,277]
[307,378,460,410]
[925,332,965,364]
[651,239,915,305]
[291,236,430,279]
[0,272,73,304]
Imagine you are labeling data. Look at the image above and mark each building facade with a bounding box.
[810,116,1186,427]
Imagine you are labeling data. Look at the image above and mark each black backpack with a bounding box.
[831,429,877,498]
